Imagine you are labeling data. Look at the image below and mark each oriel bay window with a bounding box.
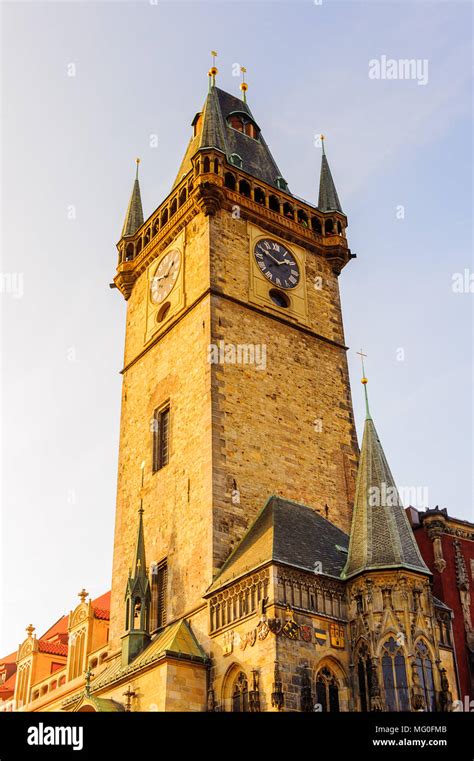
[152,404,170,472]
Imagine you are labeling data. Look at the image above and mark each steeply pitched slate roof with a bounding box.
[207,496,350,593]
[343,417,430,579]
[173,86,288,192]
[318,152,343,213]
[433,596,452,612]
[121,176,144,237]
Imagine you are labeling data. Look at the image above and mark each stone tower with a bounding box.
[109,71,360,650]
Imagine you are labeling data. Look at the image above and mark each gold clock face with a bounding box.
[150,249,181,304]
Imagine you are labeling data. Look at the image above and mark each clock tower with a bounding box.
[109,70,359,651]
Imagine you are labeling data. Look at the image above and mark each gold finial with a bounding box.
[208,51,218,87]
[78,588,89,604]
[240,66,248,102]
[356,349,368,384]
[135,158,140,179]
[26,624,35,638]
[320,134,326,154]
[356,349,372,420]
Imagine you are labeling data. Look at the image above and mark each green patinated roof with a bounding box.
[206,495,350,594]
[121,175,144,238]
[88,619,207,693]
[342,414,430,579]
[172,86,288,192]
[73,694,125,712]
[318,150,343,213]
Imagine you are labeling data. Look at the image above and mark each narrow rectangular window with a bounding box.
[156,560,168,629]
[153,405,170,472]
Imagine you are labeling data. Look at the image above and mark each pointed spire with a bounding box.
[121,158,144,238]
[342,377,430,580]
[132,461,147,578]
[318,136,343,213]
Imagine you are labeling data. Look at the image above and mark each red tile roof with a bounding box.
[0,651,18,666]
[40,615,68,641]
[92,591,111,610]
[94,608,110,621]
[0,591,111,673]
[0,672,17,693]
[38,641,68,657]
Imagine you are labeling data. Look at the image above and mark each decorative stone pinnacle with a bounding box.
[26,624,35,638]
[78,588,89,604]
[84,667,94,695]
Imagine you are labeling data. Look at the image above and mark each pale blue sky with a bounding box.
[1,0,472,655]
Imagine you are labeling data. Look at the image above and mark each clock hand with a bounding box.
[266,252,285,265]
[164,260,175,277]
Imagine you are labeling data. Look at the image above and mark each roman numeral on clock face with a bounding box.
[253,238,301,290]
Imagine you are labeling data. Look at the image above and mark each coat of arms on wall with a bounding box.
[329,623,345,648]
[257,616,269,640]
[282,606,300,640]
[223,629,234,656]
[300,624,312,642]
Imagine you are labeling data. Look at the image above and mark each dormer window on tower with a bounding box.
[227,112,260,140]
[229,153,243,169]
[276,176,289,192]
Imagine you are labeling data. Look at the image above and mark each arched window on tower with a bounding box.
[238,179,251,198]
[228,115,244,132]
[315,666,340,712]
[415,640,436,711]
[269,195,280,213]
[232,672,249,712]
[297,209,309,227]
[133,597,142,629]
[381,637,410,711]
[224,172,236,190]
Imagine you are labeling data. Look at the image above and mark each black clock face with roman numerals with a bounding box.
[254,238,300,289]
